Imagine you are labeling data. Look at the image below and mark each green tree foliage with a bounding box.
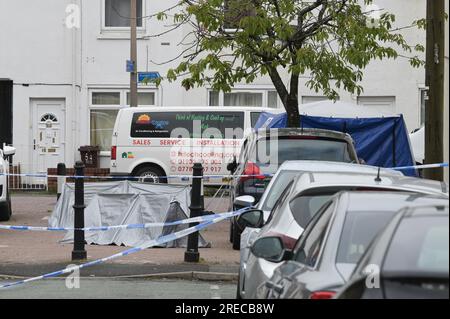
[162,0,425,127]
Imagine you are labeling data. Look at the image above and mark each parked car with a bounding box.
[336,204,449,299]
[236,161,405,298]
[228,128,360,249]
[236,171,449,299]
[255,192,448,299]
[0,145,16,221]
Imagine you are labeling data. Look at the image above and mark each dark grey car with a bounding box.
[228,128,359,249]
[256,192,449,299]
[336,205,449,299]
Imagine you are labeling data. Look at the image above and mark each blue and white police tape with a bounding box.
[0,209,246,289]
[0,210,243,232]
[1,163,447,181]
[391,162,449,171]
[0,172,273,180]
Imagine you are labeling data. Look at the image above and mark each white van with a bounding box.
[110,107,280,184]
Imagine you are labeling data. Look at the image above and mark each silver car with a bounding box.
[236,160,405,298]
[236,167,448,299]
[258,192,449,299]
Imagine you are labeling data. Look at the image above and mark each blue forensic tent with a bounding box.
[254,101,418,176]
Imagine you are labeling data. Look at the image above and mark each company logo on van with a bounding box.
[136,114,151,124]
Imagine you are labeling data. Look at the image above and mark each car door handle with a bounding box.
[265,281,284,294]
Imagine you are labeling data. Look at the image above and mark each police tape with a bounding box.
[1,162,448,181]
[0,210,244,232]
[390,163,449,171]
[0,209,246,289]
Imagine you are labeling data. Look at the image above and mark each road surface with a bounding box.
[0,278,236,299]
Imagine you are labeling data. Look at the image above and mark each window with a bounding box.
[301,96,337,105]
[126,92,156,106]
[209,90,279,108]
[224,0,256,30]
[419,88,428,126]
[92,92,121,105]
[294,202,334,268]
[90,110,119,152]
[357,96,396,114]
[105,0,143,27]
[89,89,157,152]
[336,211,397,264]
[384,216,449,275]
[224,92,262,107]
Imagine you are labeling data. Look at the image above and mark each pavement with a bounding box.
[0,194,240,280]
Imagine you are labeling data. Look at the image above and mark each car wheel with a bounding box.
[0,196,11,222]
[232,220,241,250]
[134,166,167,184]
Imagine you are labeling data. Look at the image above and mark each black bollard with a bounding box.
[56,163,66,201]
[184,163,204,263]
[72,161,87,261]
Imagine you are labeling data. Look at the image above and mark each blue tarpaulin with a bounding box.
[254,111,418,177]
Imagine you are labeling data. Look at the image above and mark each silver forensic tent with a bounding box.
[48,181,210,248]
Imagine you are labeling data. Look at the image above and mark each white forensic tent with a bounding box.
[49,181,210,248]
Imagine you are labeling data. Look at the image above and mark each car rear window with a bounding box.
[337,211,397,264]
[255,138,354,165]
[383,216,449,275]
[130,112,244,138]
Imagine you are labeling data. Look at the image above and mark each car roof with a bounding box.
[341,192,448,212]
[278,161,403,176]
[293,171,448,196]
[252,127,352,141]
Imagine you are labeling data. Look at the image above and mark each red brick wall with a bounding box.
[47,168,110,193]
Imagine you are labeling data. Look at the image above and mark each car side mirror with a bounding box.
[234,195,255,209]
[227,157,238,173]
[250,236,293,263]
[236,209,264,232]
[3,146,16,158]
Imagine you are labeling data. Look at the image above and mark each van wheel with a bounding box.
[134,166,167,184]
[0,196,12,222]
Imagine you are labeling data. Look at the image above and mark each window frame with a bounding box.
[88,88,158,156]
[101,0,147,36]
[207,88,280,108]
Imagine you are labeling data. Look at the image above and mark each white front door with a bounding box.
[31,99,66,174]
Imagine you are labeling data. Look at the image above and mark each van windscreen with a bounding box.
[130,112,244,139]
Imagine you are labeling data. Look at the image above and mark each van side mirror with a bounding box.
[236,209,264,232]
[250,236,293,263]
[227,157,238,173]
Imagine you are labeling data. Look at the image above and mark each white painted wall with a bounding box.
[0,0,437,172]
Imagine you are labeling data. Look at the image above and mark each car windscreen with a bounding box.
[383,216,449,276]
[261,170,299,212]
[336,211,398,265]
[255,138,353,166]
